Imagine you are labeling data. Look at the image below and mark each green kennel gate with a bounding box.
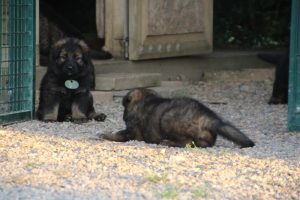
[288,0,300,130]
[0,0,35,124]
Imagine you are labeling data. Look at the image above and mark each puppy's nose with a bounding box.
[67,65,73,70]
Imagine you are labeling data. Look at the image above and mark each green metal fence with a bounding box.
[0,0,35,125]
[288,0,300,130]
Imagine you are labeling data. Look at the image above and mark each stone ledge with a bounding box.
[35,90,114,106]
[95,73,161,91]
[91,91,113,104]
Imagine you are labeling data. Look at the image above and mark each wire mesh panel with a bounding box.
[0,0,35,124]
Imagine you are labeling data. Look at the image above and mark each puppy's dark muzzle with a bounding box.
[67,65,73,72]
[63,65,74,75]
[63,59,78,76]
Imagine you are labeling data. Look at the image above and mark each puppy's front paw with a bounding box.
[94,113,106,122]
[63,115,72,122]
[98,133,112,140]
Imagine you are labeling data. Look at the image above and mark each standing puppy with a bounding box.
[101,88,254,148]
[37,37,106,122]
[257,49,289,104]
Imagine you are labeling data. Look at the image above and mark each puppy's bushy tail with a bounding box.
[213,122,255,148]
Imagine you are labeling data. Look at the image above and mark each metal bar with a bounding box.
[8,0,15,111]
[0,0,3,88]
[288,0,300,131]
[16,0,20,111]
[29,0,36,119]
[0,111,32,125]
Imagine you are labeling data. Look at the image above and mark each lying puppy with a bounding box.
[37,37,106,122]
[101,88,255,148]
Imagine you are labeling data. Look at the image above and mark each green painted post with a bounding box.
[0,1,2,85]
[288,0,300,131]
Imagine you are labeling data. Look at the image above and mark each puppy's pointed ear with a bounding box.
[48,44,62,75]
[78,40,91,61]
[78,40,89,52]
[78,40,92,65]
[53,38,67,49]
[78,40,94,84]
[50,38,67,61]
[122,89,144,107]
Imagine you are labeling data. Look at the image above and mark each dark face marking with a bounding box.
[53,38,88,77]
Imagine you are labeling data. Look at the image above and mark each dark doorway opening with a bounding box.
[39,0,109,66]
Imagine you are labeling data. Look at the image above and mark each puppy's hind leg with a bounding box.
[88,110,106,122]
[71,93,107,123]
[159,140,191,147]
[37,93,60,122]
[37,103,59,122]
[100,129,134,142]
[193,130,216,148]
[71,102,89,123]
[71,94,89,123]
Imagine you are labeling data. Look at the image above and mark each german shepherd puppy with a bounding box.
[257,50,289,104]
[37,37,106,122]
[101,88,255,148]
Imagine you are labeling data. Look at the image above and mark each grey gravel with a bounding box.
[0,80,299,200]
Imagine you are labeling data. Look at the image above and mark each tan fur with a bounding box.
[53,38,67,48]
[43,104,59,121]
[78,40,89,52]
[128,89,144,104]
[71,103,86,120]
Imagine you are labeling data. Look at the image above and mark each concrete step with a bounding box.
[35,67,274,91]
[91,91,114,103]
[35,68,162,91]
[35,90,113,105]
[93,50,275,81]
[36,50,276,89]
[202,68,274,82]
[95,73,161,91]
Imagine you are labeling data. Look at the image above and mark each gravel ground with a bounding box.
[0,80,299,200]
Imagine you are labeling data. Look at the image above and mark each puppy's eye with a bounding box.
[76,56,82,61]
[59,54,67,59]
[74,55,82,61]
